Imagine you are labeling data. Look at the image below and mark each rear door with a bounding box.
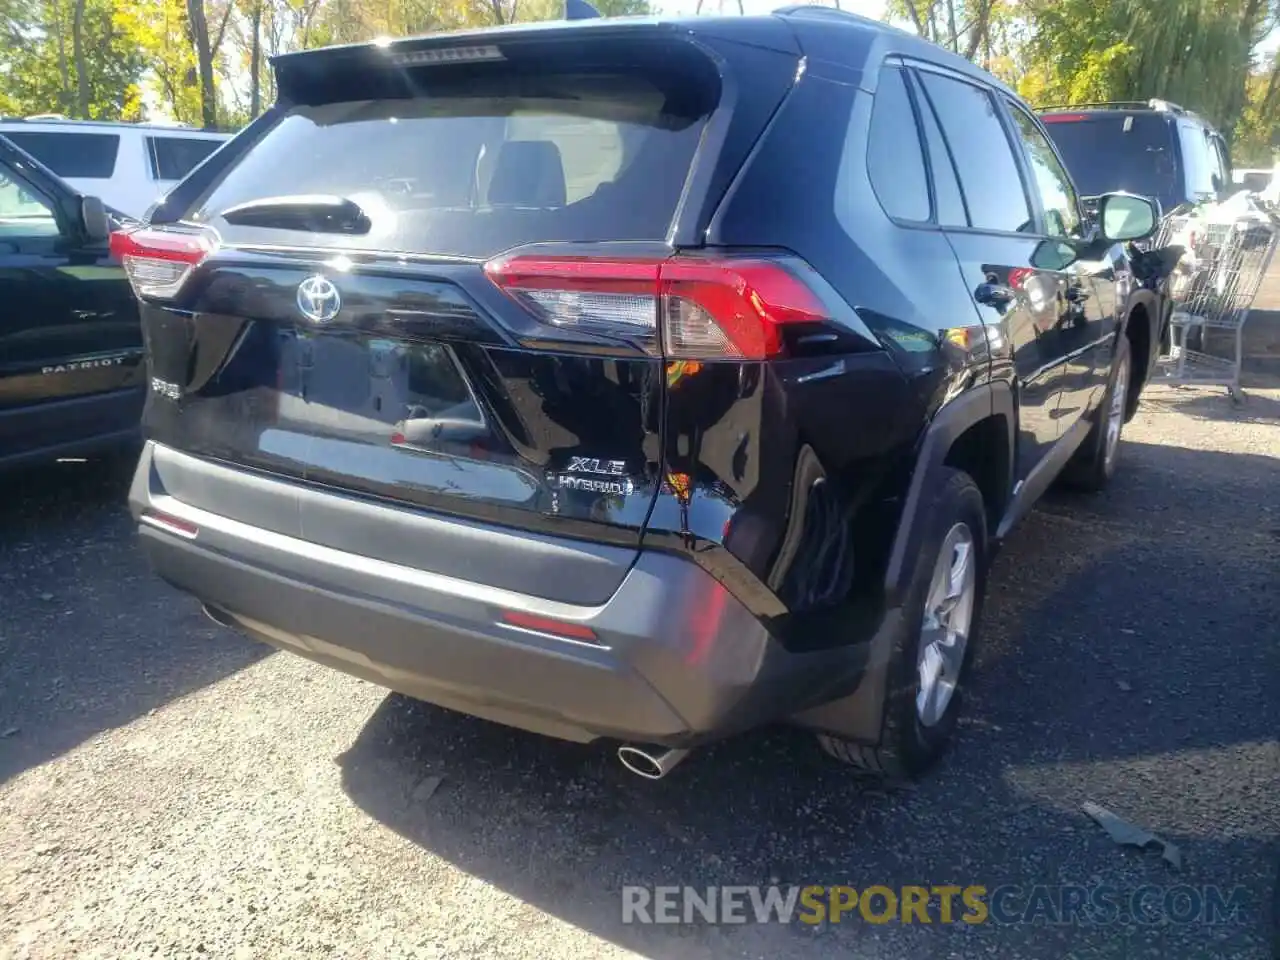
[1040,112,1182,215]
[131,32,796,597]
[911,66,1071,477]
[0,140,142,454]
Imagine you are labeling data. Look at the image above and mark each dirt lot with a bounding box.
[2,366,1278,957]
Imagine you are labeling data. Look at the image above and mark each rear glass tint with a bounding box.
[1041,115,1179,211]
[188,72,712,259]
[149,136,224,180]
[1,131,119,178]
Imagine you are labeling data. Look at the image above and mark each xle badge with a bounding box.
[554,457,635,496]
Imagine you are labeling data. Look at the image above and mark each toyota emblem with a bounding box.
[296,274,341,323]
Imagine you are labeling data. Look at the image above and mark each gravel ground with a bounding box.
[2,380,1278,960]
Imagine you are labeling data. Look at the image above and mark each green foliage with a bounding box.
[1016,0,1268,138]
[1232,57,1280,165]
[0,0,651,127]
[0,0,148,120]
[6,0,1268,163]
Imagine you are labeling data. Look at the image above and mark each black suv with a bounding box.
[119,8,1162,780]
[0,135,144,471]
[1039,99,1233,217]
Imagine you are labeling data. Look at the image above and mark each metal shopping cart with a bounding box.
[1153,206,1278,403]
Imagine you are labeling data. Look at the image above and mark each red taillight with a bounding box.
[110,226,216,300]
[500,610,598,643]
[1040,113,1088,123]
[140,509,199,539]
[483,254,831,360]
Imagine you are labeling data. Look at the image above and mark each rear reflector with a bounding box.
[484,254,830,360]
[500,610,598,642]
[140,509,200,539]
[110,226,216,299]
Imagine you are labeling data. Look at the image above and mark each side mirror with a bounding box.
[80,195,109,242]
[1031,238,1080,271]
[1099,192,1158,243]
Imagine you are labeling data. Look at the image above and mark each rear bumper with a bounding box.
[130,441,873,745]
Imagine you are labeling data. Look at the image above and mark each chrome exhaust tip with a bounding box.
[617,744,691,780]
[202,603,237,629]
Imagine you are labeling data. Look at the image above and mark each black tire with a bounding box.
[1063,334,1132,492]
[817,468,987,780]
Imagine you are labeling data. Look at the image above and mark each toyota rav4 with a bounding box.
[117,7,1163,780]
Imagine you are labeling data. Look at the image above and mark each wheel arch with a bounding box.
[1121,291,1159,418]
[883,382,1014,608]
[789,385,1012,747]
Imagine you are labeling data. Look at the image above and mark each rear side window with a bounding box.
[866,66,929,222]
[188,71,712,259]
[917,73,1031,234]
[149,136,224,181]
[1,131,119,179]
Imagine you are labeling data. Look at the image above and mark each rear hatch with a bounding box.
[122,26,799,603]
[1040,111,1181,214]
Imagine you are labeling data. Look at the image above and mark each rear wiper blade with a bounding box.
[220,194,372,234]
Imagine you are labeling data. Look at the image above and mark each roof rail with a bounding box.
[1038,98,1189,115]
[26,112,68,120]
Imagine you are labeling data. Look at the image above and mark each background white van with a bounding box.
[0,117,232,219]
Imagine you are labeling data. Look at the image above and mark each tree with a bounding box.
[0,0,148,120]
[889,0,998,62]
[1016,0,1270,140]
[186,0,234,127]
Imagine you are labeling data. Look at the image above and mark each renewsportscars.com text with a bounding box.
[621,884,1250,927]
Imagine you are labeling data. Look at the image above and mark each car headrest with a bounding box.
[488,140,566,207]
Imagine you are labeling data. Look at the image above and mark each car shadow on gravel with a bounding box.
[337,443,1279,958]
[1142,386,1280,424]
[0,456,271,785]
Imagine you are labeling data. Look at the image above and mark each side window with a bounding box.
[1,131,119,179]
[917,72,1032,233]
[1209,135,1231,196]
[0,164,60,239]
[866,65,930,222]
[1008,105,1080,237]
[1177,121,1214,200]
[148,136,225,181]
[907,70,968,226]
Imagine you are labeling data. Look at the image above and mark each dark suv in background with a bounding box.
[0,135,144,471]
[116,7,1161,781]
[1039,99,1232,217]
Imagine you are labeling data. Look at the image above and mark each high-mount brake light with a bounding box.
[483,254,830,360]
[1041,113,1089,123]
[109,226,216,299]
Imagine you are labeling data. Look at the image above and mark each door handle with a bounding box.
[974,282,1016,307]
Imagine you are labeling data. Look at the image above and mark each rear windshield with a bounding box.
[1041,114,1179,211]
[1,131,120,179]
[149,136,225,181]
[188,72,712,259]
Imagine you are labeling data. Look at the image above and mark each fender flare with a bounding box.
[883,382,1015,606]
